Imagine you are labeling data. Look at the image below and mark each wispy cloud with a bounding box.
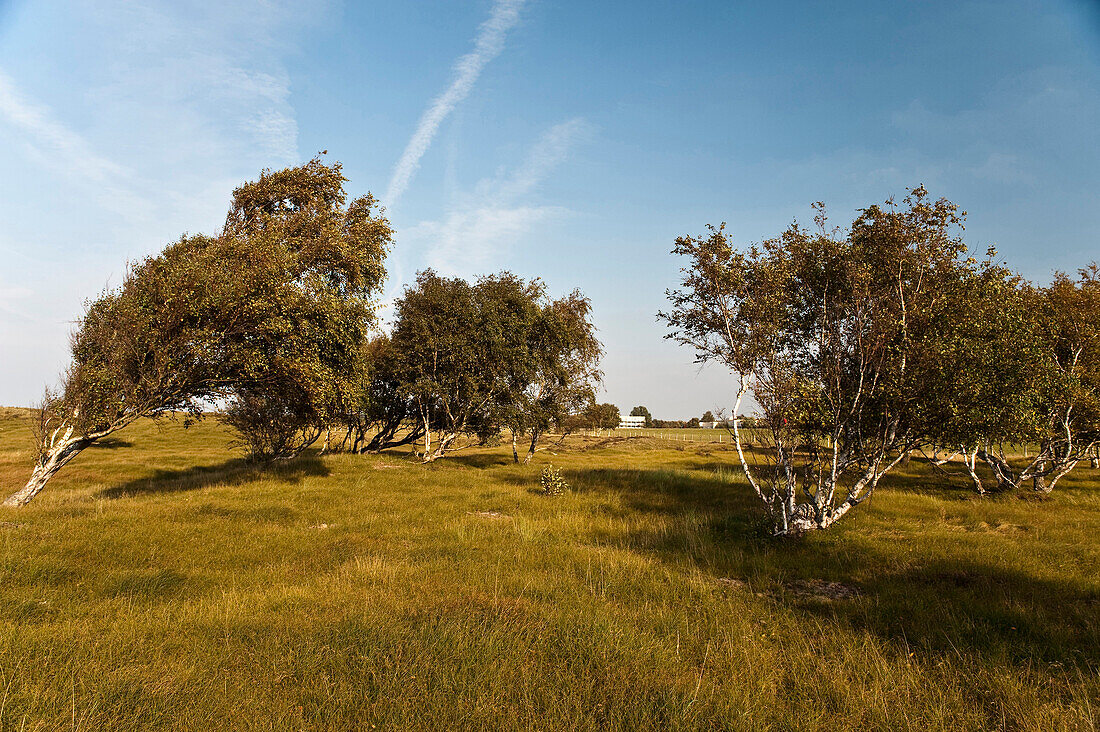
[0,71,128,182]
[0,285,36,323]
[385,0,526,207]
[407,118,591,275]
[246,107,300,162]
[0,0,320,405]
[0,69,145,220]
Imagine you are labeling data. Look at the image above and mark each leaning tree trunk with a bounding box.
[976,448,1024,492]
[422,432,460,463]
[962,446,984,494]
[523,430,541,465]
[4,430,94,507]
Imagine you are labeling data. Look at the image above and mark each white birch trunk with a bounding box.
[523,431,540,464]
[4,429,93,507]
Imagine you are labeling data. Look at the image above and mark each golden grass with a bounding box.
[0,408,1097,730]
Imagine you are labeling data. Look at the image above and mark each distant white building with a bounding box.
[700,420,735,429]
[619,415,646,429]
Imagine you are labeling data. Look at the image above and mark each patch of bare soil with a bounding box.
[786,579,860,600]
[716,577,748,590]
[945,521,1030,534]
[468,511,511,520]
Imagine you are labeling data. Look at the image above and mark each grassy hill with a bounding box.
[0,408,1098,730]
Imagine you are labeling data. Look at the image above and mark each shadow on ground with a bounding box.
[561,464,1100,672]
[827,560,1100,668]
[97,456,330,499]
[441,451,517,469]
[89,438,134,450]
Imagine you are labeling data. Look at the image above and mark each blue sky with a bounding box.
[1,0,1098,418]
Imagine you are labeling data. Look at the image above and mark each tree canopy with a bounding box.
[661,187,985,534]
[630,405,653,427]
[388,270,601,462]
[585,403,621,434]
[7,158,392,505]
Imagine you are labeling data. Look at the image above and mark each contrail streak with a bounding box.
[384,0,525,207]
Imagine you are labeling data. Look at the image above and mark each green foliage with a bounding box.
[629,405,652,427]
[539,464,569,496]
[661,187,982,533]
[584,403,621,432]
[34,157,393,472]
[921,261,1100,491]
[214,158,393,459]
[389,270,601,461]
[337,335,424,454]
[508,289,603,460]
[221,385,323,461]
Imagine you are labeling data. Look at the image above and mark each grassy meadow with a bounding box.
[0,407,1098,730]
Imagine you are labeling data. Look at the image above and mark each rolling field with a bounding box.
[0,407,1098,730]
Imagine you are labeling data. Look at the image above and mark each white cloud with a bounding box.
[245,108,300,162]
[385,0,526,207]
[0,284,36,323]
[408,118,591,276]
[493,118,590,201]
[0,0,319,405]
[969,152,1032,184]
[0,70,146,221]
[417,204,567,275]
[0,71,127,181]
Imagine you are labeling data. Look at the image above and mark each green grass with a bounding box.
[0,408,1098,730]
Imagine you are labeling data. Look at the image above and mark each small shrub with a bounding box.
[540,465,569,496]
[221,388,321,462]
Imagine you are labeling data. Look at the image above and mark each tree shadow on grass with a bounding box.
[439,451,516,469]
[564,465,753,517]
[96,456,330,499]
[89,438,134,450]
[560,465,1100,671]
[815,559,1100,669]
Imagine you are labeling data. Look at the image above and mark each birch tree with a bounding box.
[584,403,621,435]
[332,336,425,454]
[661,188,973,535]
[918,255,1046,493]
[6,158,391,506]
[972,266,1100,492]
[390,271,540,462]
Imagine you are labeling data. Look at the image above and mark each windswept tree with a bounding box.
[331,336,424,454]
[506,290,603,463]
[923,261,1100,493]
[6,158,392,506]
[661,187,975,535]
[918,255,1046,492]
